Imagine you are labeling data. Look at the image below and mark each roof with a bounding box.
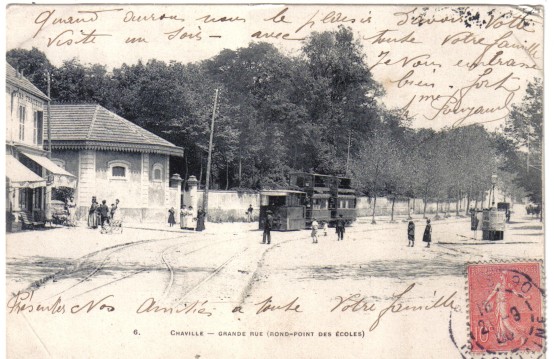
[47,104,183,157]
[6,63,49,101]
[290,172,334,178]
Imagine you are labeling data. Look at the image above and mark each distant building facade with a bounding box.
[46,104,184,222]
[6,63,76,230]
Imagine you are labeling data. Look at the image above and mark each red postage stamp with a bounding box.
[467,262,544,354]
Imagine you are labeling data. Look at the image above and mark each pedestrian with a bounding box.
[247,204,254,222]
[180,205,187,229]
[311,219,319,243]
[168,207,176,227]
[262,210,273,244]
[506,209,511,222]
[423,218,432,248]
[322,221,328,237]
[98,200,110,228]
[110,199,121,222]
[109,203,116,223]
[66,196,77,226]
[407,220,415,247]
[196,208,206,231]
[184,205,195,230]
[336,214,346,241]
[88,196,99,229]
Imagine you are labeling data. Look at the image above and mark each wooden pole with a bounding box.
[47,71,52,158]
[202,89,219,214]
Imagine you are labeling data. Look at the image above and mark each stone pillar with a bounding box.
[169,173,183,211]
[186,176,199,218]
[140,153,149,208]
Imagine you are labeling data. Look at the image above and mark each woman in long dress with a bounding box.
[422,218,432,248]
[180,205,187,229]
[185,206,195,230]
[66,196,77,226]
[196,208,205,231]
[483,271,528,346]
[88,197,99,229]
[111,199,122,222]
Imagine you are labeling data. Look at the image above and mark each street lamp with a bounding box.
[491,173,498,208]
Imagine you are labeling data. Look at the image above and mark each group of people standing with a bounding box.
[261,211,347,245]
[407,219,432,248]
[168,205,205,232]
[88,197,120,229]
[310,215,346,243]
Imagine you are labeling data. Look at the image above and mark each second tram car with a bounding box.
[259,190,306,231]
[289,172,357,227]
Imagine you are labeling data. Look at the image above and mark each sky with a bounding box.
[5,4,544,130]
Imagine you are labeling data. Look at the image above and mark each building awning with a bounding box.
[337,194,357,199]
[312,193,331,199]
[6,155,46,189]
[260,190,305,197]
[20,152,77,189]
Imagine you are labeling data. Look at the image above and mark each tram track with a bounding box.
[25,234,189,302]
[53,235,245,303]
[160,237,239,301]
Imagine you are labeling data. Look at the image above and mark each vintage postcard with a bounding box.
[4,3,545,358]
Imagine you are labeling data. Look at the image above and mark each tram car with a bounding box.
[289,172,357,227]
[289,172,332,225]
[331,176,357,225]
[259,190,306,231]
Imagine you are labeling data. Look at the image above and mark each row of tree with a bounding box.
[7,27,543,218]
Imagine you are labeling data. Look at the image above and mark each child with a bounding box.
[322,221,328,236]
[407,220,415,247]
[168,207,176,227]
[311,219,319,244]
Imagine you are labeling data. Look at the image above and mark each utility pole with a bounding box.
[202,88,219,214]
[47,71,52,158]
[345,130,352,174]
[526,130,530,173]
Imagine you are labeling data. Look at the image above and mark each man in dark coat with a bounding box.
[423,218,432,248]
[98,200,110,228]
[336,214,346,241]
[407,220,415,247]
[196,208,206,232]
[263,211,273,244]
[247,204,254,222]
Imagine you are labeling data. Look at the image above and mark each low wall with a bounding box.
[191,191,474,222]
[197,190,260,222]
[360,197,471,218]
[86,189,478,224]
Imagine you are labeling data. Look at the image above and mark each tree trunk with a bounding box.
[199,154,204,186]
[184,150,189,181]
[444,200,448,217]
[407,198,412,219]
[435,198,440,219]
[456,191,460,217]
[372,193,377,224]
[390,196,396,222]
[225,160,229,190]
[423,195,428,218]
[238,149,242,188]
[480,190,484,210]
[466,190,471,215]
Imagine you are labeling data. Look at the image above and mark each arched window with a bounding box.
[108,160,130,180]
[152,163,163,182]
